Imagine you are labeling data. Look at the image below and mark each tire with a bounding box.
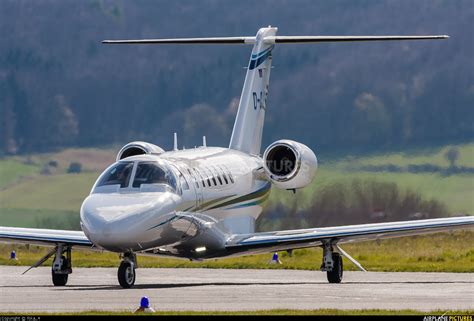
[52,256,69,286]
[118,261,135,288]
[327,252,343,284]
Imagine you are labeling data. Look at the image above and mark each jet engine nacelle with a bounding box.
[116,141,165,161]
[262,139,317,190]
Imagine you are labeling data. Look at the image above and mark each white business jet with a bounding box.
[1,27,472,288]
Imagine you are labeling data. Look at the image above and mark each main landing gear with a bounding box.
[118,252,137,288]
[320,242,343,283]
[22,244,73,286]
[51,245,72,286]
[320,241,367,283]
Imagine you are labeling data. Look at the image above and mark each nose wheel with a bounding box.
[118,252,136,288]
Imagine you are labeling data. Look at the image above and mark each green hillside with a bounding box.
[0,159,40,189]
[0,143,472,230]
[271,143,474,215]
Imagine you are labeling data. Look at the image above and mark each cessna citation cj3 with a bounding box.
[1,26,473,288]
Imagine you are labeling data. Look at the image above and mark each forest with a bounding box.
[0,0,473,155]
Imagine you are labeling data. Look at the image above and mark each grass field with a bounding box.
[273,142,474,214]
[0,143,473,229]
[1,231,473,272]
[0,173,99,211]
[0,148,113,227]
[342,144,474,168]
[0,208,78,229]
[0,159,40,189]
[286,167,474,214]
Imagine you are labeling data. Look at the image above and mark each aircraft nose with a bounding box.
[80,192,179,251]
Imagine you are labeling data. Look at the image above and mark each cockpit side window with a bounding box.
[97,162,134,188]
[133,162,177,191]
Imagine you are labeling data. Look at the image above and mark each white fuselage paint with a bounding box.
[80,147,271,258]
[81,27,282,259]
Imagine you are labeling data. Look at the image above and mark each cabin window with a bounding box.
[223,165,234,183]
[217,165,229,184]
[97,162,134,188]
[193,168,206,188]
[221,172,229,184]
[212,166,223,185]
[205,167,217,186]
[203,169,212,187]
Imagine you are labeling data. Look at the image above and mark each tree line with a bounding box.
[1,0,472,155]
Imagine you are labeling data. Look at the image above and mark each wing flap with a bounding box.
[226,216,473,254]
[0,226,93,248]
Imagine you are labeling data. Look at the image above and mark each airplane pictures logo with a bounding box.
[424,316,473,321]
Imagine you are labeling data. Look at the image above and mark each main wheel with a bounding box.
[327,252,343,283]
[118,261,135,288]
[52,256,69,286]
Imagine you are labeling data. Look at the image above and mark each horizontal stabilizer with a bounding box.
[269,35,449,43]
[102,35,448,45]
[102,37,255,44]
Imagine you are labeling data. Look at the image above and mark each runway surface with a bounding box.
[0,266,473,312]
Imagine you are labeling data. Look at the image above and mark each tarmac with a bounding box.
[0,266,472,312]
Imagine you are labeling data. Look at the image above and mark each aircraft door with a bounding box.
[178,164,203,209]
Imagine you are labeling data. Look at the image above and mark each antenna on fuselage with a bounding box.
[173,133,178,151]
[203,136,207,147]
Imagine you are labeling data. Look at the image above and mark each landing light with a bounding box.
[195,247,206,253]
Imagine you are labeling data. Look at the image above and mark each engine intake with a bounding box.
[263,139,317,189]
[116,141,165,161]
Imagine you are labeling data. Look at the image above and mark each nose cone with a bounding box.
[80,192,179,251]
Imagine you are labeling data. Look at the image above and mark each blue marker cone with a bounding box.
[140,296,150,309]
[10,250,17,260]
[135,296,156,313]
[269,252,282,264]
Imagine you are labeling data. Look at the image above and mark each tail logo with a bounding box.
[248,45,274,70]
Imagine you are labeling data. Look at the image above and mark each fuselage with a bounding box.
[80,147,271,258]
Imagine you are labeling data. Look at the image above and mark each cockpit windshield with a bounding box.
[94,160,178,193]
[97,162,133,188]
[133,162,177,191]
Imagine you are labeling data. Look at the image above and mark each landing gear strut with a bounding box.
[320,242,343,283]
[118,252,137,288]
[51,245,72,286]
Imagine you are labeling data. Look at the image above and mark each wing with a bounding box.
[225,216,474,255]
[0,226,93,248]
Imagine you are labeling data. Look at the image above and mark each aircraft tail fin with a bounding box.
[228,27,277,155]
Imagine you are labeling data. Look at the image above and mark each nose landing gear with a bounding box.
[118,252,137,288]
